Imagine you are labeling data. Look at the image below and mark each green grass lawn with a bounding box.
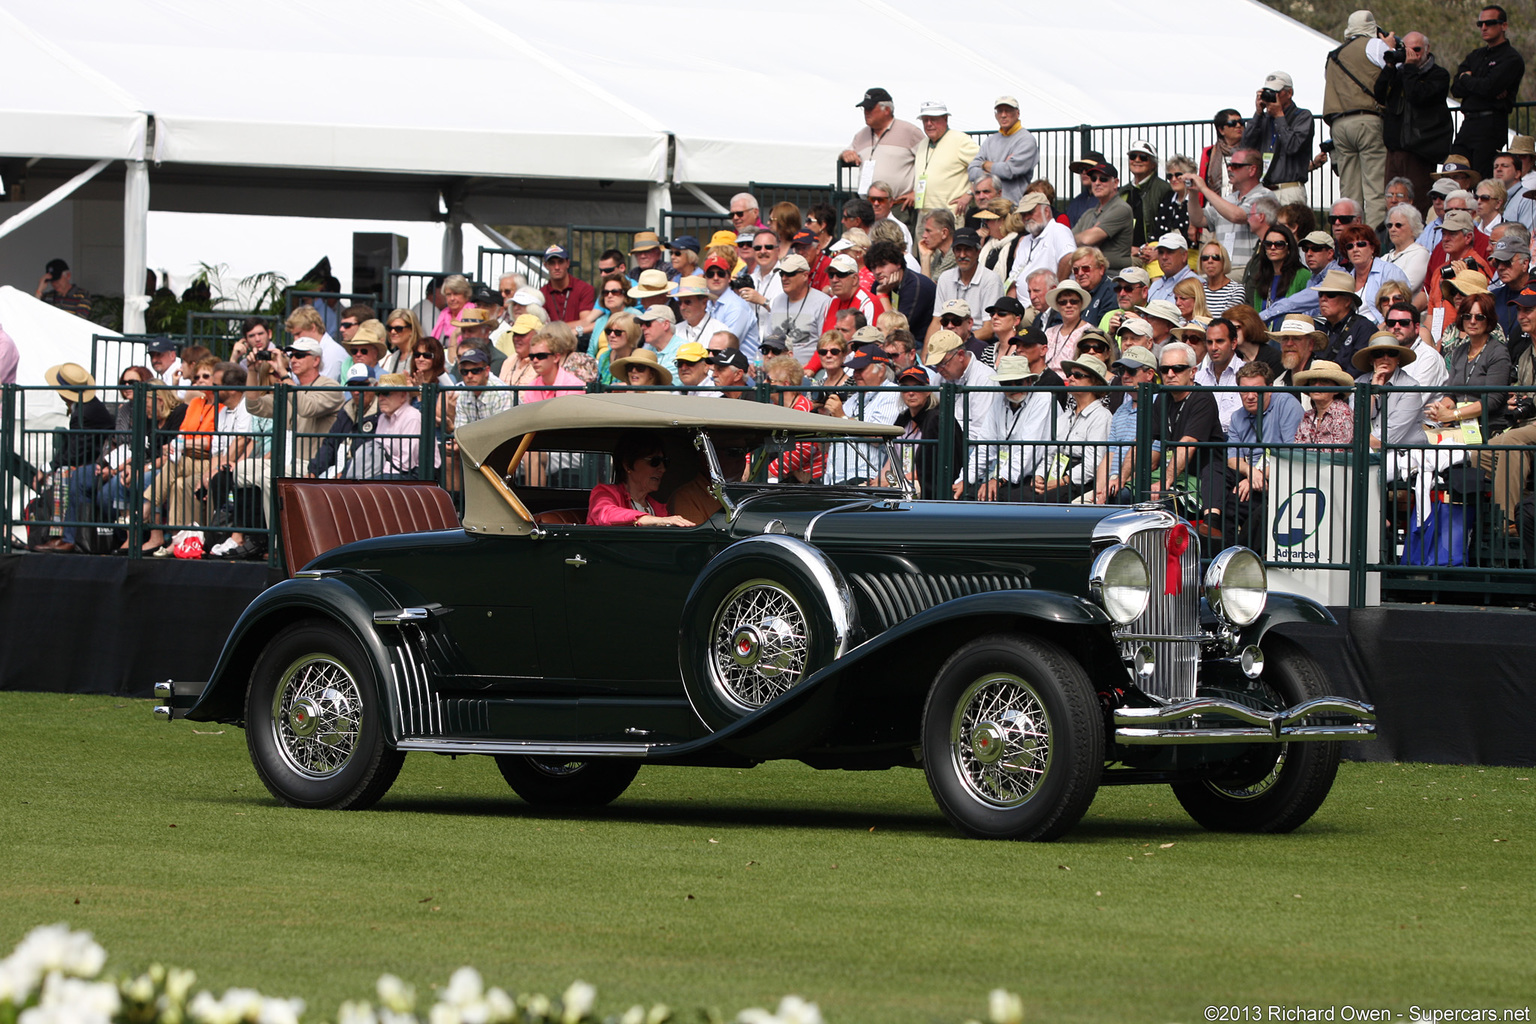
[1,692,1531,1023]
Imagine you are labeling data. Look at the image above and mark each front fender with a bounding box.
[184,572,408,728]
[1237,590,1337,648]
[663,589,1119,761]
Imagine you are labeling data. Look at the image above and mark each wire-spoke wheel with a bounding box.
[269,655,361,779]
[1172,636,1341,833]
[494,756,640,807]
[681,537,854,734]
[948,673,1053,808]
[246,621,402,810]
[709,580,810,712]
[923,634,1102,841]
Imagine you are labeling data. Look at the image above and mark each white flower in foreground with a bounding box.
[166,970,198,1006]
[619,1007,646,1024]
[735,1010,778,1024]
[20,1006,98,1024]
[524,994,551,1020]
[338,1000,377,1024]
[37,973,123,1023]
[483,987,513,1023]
[561,981,595,1023]
[379,1010,417,1024]
[11,925,107,983]
[428,1001,460,1024]
[376,975,415,1014]
[645,1005,671,1024]
[772,997,822,1024]
[256,996,305,1024]
[442,969,482,1009]
[124,972,157,1003]
[988,989,1024,1024]
[1,957,37,1004]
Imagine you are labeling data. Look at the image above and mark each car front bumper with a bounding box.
[1112,696,1376,744]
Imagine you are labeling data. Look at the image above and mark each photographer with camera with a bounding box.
[1239,72,1314,206]
[1373,31,1452,219]
[1322,10,1393,230]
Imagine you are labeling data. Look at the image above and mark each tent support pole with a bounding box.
[680,183,725,215]
[122,159,150,334]
[0,159,112,242]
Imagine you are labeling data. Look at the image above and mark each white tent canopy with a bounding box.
[2,0,1337,184]
[0,0,1339,324]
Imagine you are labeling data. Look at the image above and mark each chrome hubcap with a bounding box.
[950,673,1052,808]
[270,656,361,779]
[710,581,810,710]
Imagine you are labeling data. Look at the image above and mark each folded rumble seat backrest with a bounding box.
[276,479,460,577]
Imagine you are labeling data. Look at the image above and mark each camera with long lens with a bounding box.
[1513,396,1536,424]
[729,271,755,293]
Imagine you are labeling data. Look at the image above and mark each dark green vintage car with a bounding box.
[158,393,1374,840]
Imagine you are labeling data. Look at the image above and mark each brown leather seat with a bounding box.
[276,479,460,577]
[533,508,587,525]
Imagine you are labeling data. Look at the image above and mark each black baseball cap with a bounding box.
[856,87,893,110]
[845,343,894,370]
[456,346,489,365]
[986,297,1027,317]
[952,229,982,250]
[45,258,69,277]
[708,347,750,371]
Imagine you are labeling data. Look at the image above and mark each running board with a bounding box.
[395,737,655,757]
[1113,696,1376,745]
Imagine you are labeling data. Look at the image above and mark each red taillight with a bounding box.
[1165,523,1189,595]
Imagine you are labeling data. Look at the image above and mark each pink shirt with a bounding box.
[587,482,667,526]
[376,401,422,472]
[432,303,475,343]
[526,367,585,402]
[0,325,17,384]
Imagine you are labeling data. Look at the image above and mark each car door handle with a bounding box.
[565,554,587,568]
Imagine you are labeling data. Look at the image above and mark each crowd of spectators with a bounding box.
[16,5,1536,555]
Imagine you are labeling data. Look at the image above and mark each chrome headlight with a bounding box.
[1204,546,1268,627]
[1089,544,1150,625]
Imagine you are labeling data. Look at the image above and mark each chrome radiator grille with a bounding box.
[1121,527,1200,699]
[851,572,1028,632]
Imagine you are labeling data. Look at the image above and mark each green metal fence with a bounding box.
[474,248,546,292]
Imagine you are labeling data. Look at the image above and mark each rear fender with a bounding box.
[185,572,410,735]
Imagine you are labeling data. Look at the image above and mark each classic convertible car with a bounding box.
[158,393,1375,840]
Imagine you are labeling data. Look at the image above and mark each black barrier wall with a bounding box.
[2,550,1530,767]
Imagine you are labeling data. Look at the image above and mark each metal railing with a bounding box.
[474,248,546,293]
[6,379,1532,604]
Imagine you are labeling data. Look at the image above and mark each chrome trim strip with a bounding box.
[1112,695,1376,744]
[1114,696,1376,728]
[1091,503,1178,544]
[803,500,876,542]
[695,429,739,520]
[1112,632,1208,643]
[1115,724,1376,745]
[396,738,654,757]
[374,607,431,624]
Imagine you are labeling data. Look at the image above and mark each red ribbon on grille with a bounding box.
[1165,523,1189,595]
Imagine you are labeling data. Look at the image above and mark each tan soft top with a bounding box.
[455,392,903,536]
[455,392,901,468]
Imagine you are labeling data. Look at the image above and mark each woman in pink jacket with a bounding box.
[587,431,696,527]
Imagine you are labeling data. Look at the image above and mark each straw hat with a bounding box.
[1313,269,1363,303]
[1499,136,1535,158]
[989,355,1038,384]
[1431,156,1482,187]
[1045,280,1092,312]
[44,362,97,403]
[627,269,673,299]
[450,308,498,331]
[1268,315,1328,351]
[377,372,411,389]
[1292,361,1354,387]
[1175,315,1212,340]
[1443,268,1490,297]
[1351,330,1417,372]
[609,348,674,386]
